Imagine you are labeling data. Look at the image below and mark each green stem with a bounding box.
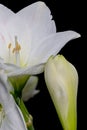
[17,98,35,130]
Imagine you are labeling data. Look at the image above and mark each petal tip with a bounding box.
[69,30,81,38]
[75,32,81,38]
[36,1,46,6]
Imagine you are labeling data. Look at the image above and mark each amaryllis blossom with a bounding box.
[0,2,80,76]
[44,55,78,130]
[0,73,27,130]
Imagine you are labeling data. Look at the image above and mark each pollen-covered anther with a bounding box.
[12,43,21,53]
[15,42,21,52]
[8,43,12,49]
[12,48,16,53]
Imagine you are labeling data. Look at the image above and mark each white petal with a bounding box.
[22,76,39,101]
[29,31,80,65]
[16,2,56,41]
[1,104,27,130]
[0,63,20,72]
[0,73,27,130]
[0,57,4,63]
[0,4,14,25]
[8,63,45,76]
[6,2,56,56]
[0,26,12,62]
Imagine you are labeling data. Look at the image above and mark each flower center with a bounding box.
[0,104,5,127]
[8,36,21,66]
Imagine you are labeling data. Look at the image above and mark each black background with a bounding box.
[0,0,86,130]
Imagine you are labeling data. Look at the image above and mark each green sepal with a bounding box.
[8,74,30,97]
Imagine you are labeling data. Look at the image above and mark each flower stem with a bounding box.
[17,98,35,130]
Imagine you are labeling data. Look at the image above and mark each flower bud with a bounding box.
[44,55,78,130]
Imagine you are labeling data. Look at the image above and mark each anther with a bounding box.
[12,48,16,53]
[8,43,12,49]
[15,36,21,52]
[15,43,21,52]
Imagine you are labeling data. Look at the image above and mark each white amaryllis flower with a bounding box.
[44,55,78,130]
[0,2,80,76]
[0,73,27,130]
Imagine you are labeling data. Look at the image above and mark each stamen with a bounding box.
[7,36,21,66]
